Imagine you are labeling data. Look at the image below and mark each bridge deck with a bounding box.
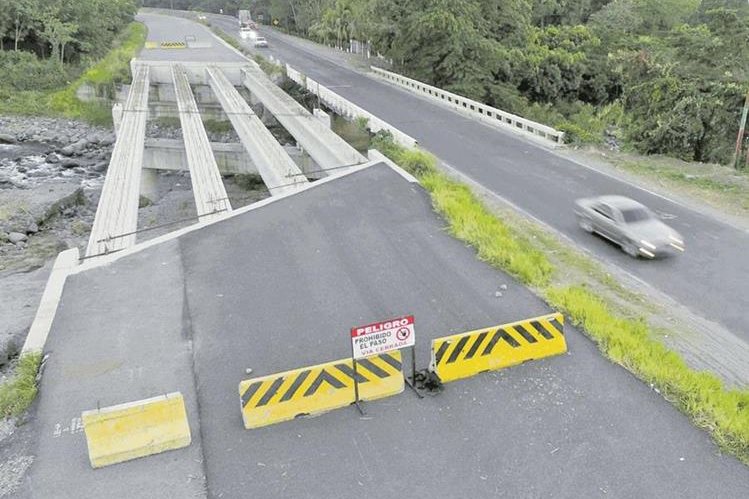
[86,65,150,257]
[172,64,232,221]
[207,65,308,196]
[241,64,367,173]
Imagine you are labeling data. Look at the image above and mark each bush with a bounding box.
[0,51,76,91]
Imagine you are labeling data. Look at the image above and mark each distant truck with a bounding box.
[238,10,255,29]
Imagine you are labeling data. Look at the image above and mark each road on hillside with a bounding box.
[207,13,749,348]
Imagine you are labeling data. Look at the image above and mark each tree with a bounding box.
[39,14,78,64]
[6,0,37,51]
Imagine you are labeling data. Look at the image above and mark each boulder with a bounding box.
[91,161,108,173]
[61,158,80,168]
[8,232,27,244]
[70,138,89,154]
[46,153,60,164]
[0,133,17,144]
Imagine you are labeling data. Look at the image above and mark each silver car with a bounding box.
[574,195,685,258]
[254,37,268,48]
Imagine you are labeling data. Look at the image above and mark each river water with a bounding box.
[0,143,104,190]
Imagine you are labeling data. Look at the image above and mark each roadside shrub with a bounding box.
[0,52,75,91]
[398,149,438,177]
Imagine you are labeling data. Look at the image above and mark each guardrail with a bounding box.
[286,64,418,149]
[370,66,564,145]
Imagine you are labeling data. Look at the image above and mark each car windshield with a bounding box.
[621,207,651,223]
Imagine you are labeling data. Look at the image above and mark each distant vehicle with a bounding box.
[197,14,206,20]
[239,27,257,39]
[238,9,255,30]
[574,195,685,258]
[254,37,268,48]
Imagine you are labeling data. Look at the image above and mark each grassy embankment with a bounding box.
[0,22,146,125]
[371,132,749,465]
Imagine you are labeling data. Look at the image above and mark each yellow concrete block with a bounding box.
[144,41,158,49]
[82,392,191,468]
[239,352,404,429]
[432,313,567,383]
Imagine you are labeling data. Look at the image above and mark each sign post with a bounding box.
[350,315,421,412]
[350,342,364,415]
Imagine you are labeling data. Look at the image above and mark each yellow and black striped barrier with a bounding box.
[160,41,186,49]
[431,313,566,383]
[144,41,158,49]
[239,352,404,429]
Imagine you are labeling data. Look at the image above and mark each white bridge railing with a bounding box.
[286,64,418,149]
[370,66,565,145]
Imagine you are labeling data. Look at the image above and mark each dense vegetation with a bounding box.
[0,0,138,93]
[154,0,749,164]
[0,0,144,124]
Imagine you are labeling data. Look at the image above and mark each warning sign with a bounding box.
[351,315,415,359]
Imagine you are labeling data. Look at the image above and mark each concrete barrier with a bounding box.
[431,313,567,383]
[286,64,418,149]
[82,392,191,468]
[370,66,565,145]
[239,351,404,429]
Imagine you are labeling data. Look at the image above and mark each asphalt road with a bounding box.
[183,164,749,498]
[206,14,749,346]
[21,163,749,497]
[137,13,245,62]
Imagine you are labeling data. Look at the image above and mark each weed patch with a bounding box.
[0,353,42,418]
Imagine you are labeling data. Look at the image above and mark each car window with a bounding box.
[621,208,651,223]
[593,203,614,221]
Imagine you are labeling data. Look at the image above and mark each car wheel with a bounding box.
[578,217,594,233]
[622,240,639,258]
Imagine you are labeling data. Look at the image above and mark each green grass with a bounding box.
[152,116,181,129]
[0,353,42,418]
[371,131,749,464]
[0,22,146,125]
[331,115,371,152]
[202,119,234,134]
[233,173,265,191]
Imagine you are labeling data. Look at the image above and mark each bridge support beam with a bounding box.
[241,63,367,175]
[86,65,150,257]
[206,66,308,196]
[172,64,232,222]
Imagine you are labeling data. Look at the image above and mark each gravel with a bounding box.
[0,455,33,497]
